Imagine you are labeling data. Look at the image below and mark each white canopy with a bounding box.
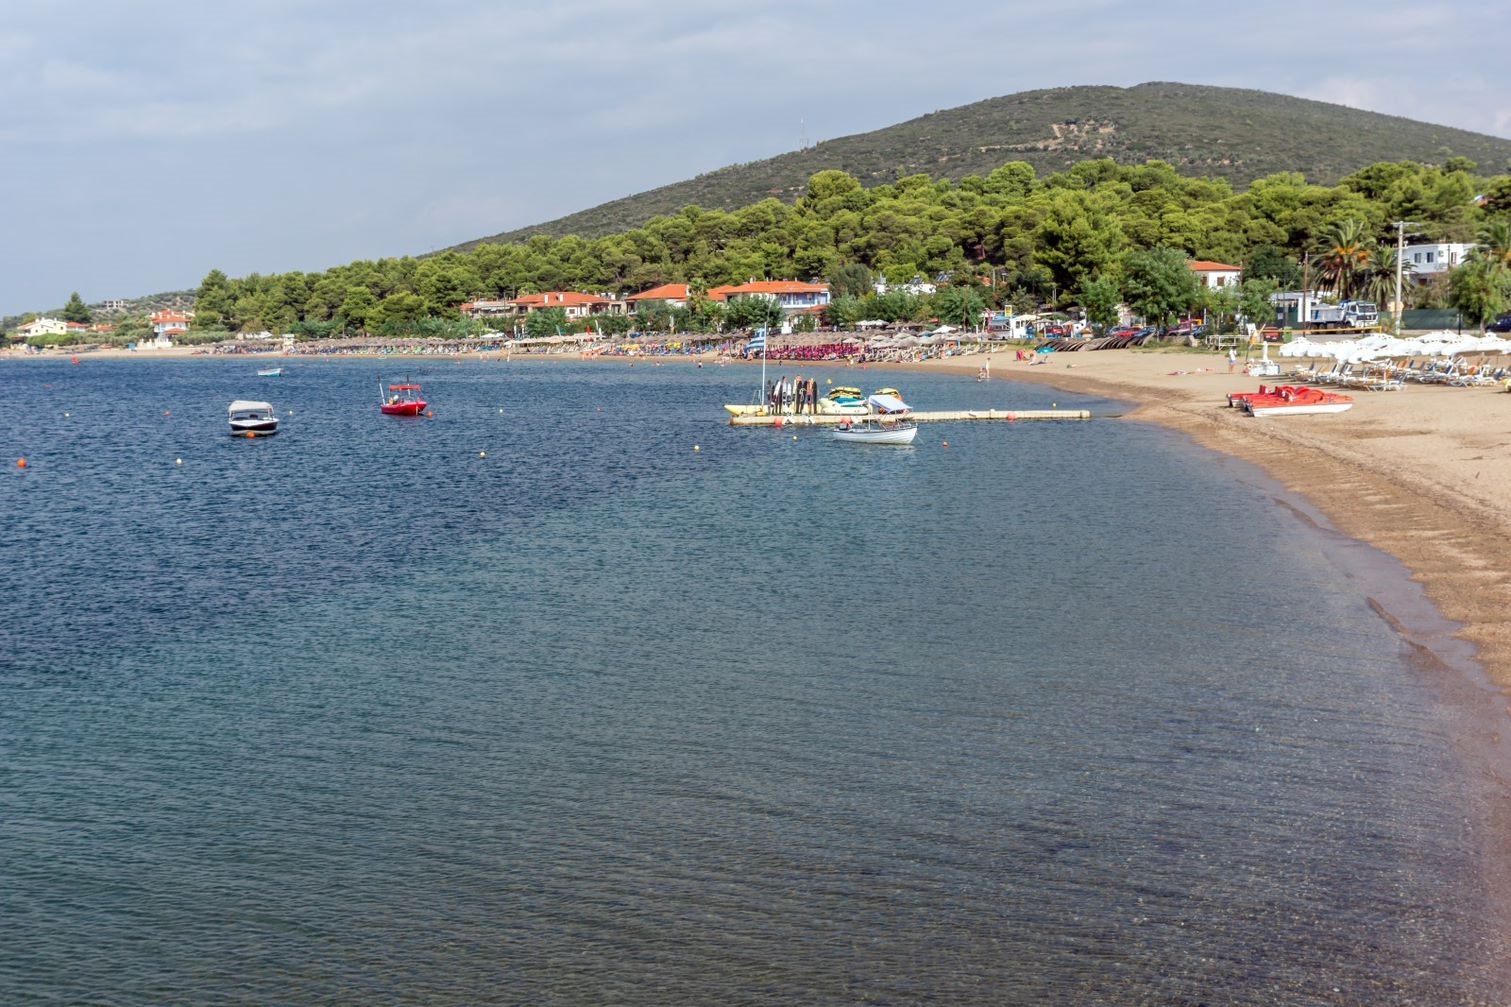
[868,393,911,414]
[228,400,273,413]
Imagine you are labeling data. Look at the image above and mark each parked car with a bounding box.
[1488,313,1511,333]
[1106,324,1135,338]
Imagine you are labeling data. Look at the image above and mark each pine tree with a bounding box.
[62,291,91,324]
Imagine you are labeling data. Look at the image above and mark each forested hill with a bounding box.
[455,82,1511,250]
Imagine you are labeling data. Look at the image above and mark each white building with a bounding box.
[874,275,937,297]
[1403,242,1473,278]
[1188,260,1243,289]
[15,317,70,338]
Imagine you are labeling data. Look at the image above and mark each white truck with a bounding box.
[1302,299,1379,331]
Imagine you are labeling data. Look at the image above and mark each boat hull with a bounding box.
[723,403,767,416]
[1247,402,1354,416]
[833,423,918,445]
[229,420,279,436]
[380,401,428,416]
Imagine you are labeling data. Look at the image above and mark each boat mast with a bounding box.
[760,326,767,410]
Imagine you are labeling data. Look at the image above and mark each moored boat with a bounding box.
[257,367,283,377]
[833,391,918,444]
[816,386,870,415]
[833,420,918,444]
[381,383,428,416]
[228,400,278,437]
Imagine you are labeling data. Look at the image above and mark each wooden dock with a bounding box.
[729,409,1091,427]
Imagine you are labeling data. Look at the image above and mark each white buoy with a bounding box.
[64,412,70,418]
[693,445,700,452]
[479,451,487,458]
[175,458,183,466]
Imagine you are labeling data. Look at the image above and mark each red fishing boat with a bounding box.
[380,382,428,416]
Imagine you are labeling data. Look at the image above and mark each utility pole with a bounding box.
[1393,220,1408,336]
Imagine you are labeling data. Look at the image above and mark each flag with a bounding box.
[746,329,767,354]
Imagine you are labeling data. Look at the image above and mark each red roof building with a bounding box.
[150,309,193,335]
[626,283,692,307]
[1187,261,1243,289]
[717,280,831,312]
[507,291,626,319]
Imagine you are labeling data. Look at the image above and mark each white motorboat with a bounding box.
[832,420,918,444]
[228,400,278,437]
[833,391,917,444]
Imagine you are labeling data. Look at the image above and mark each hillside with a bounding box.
[455,82,1511,250]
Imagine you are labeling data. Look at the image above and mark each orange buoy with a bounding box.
[247,431,256,439]
[425,410,434,417]
[164,410,171,416]
[17,458,26,468]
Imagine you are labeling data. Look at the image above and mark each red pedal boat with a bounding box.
[1227,384,1353,417]
[380,382,428,416]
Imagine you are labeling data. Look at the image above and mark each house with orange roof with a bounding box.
[625,283,692,309]
[150,309,194,336]
[717,280,831,313]
[507,291,626,319]
[458,298,514,318]
[1188,260,1242,289]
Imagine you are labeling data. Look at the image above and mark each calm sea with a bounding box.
[2,357,1507,1005]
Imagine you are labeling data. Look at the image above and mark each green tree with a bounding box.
[62,291,91,324]
[825,295,863,329]
[1245,246,1302,288]
[634,299,674,333]
[827,262,873,299]
[1123,247,1200,330]
[375,291,427,329]
[339,286,378,332]
[725,296,783,330]
[525,307,569,339]
[1078,275,1121,333]
[1447,258,1510,331]
[1313,219,1374,299]
[1237,277,1280,332]
[932,284,988,330]
[195,269,235,329]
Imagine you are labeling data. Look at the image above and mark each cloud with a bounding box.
[2,0,1509,310]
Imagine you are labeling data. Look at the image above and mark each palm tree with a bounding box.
[1313,219,1374,300]
[1364,244,1403,315]
[1478,220,1511,274]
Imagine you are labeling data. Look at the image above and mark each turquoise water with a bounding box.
[2,358,1507,1004]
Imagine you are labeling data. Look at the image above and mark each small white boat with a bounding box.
[833,391,917,444]
[833,421,918,444]
[257,367,283,377]
[229,400,278,437]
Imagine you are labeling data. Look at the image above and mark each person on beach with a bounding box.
[1227,348,1238,373]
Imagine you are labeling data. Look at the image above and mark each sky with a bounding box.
[3,0,1508,313]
